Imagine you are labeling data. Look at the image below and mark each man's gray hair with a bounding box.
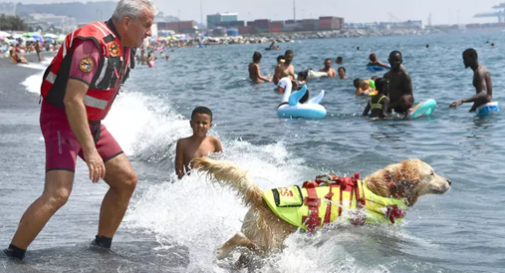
[112,0,157,21]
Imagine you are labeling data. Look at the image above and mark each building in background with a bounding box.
[207,13,238,28]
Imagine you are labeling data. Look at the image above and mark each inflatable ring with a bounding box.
[366,65,387,72]
[408,99,437,119]
[277,79,327,119]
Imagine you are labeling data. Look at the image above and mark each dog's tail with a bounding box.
[192,157,264,208]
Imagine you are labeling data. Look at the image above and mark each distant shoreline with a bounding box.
[205,28,440,45]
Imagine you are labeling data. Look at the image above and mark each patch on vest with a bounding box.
[108,41,120,57]
[79,57,94,73]
[272,186,303,207]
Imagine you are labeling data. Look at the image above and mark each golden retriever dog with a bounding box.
[192,158,451,265]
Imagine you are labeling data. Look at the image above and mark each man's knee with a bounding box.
[45,188,71,209]
[123,171,138,193]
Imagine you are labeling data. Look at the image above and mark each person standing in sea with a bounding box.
[450,48,497,115]
[3,0,156,260]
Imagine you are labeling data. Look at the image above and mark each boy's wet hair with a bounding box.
[369,53,377,61]
[338,67,346,72]
[353,78,361,88]
[191,106,213,121]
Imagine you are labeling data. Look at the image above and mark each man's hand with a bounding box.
[449,100,463,109]
[84,149,106,183]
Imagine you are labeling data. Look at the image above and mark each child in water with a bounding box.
[295,71,310,104]
[362,78,390,119]
[354,78,376,96]
[175,106,223,179]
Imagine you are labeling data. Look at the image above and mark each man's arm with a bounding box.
[404,73,413,98]
[273,65,282,84]
[382,97,390,118]
[175,139,185,179]
[378,62,391,69]
[450,70,489,108]
[64,79,105,182]
[256,65,270,82]
[64,39,105,183]
[362,101,371,116]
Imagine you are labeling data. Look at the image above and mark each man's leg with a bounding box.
[93,154,137,247]
[6,170,74,258]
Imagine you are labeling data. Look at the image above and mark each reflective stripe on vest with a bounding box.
[84,95,108,110]
[46,71,57,84]
[40,21,131,121]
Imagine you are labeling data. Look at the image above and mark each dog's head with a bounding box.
[365,159,451,206]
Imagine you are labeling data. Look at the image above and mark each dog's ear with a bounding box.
[393,160,420,182]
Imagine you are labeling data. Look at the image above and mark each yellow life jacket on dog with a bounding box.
[262,174,408,231]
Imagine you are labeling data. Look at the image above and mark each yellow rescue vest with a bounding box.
[262,178,407,231]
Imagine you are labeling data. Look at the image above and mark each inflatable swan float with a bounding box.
[277,78,327,119]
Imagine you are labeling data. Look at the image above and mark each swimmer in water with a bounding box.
[383,51,413,114]
[425,44,430,49]
[175,106,223,179]
[354,78,375,96]
[336,56,343,64]
[363,78,390,119]
[450,48,494,112]
[338,67,347,80]
[319,58,337,77]
[248,52,272,83]
[367,53,390,69]
[274,50,296,85]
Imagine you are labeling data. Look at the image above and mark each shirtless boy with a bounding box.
[249,52,271,83]
[383,51,413,114]
[175,107,223,179]
[450,48,496,114]
[274,50,295,85]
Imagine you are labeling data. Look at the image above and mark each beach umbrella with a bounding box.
[22,32,35,38]
[12,34,22,39]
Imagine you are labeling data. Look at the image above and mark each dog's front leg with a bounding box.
[217,232,257,260]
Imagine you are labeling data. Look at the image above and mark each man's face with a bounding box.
[122,9,154,47]
[190,113,212,137]
[389,53,403,71]
[285,53,293,63]
[463,53,475,69]
[324,60,331,69]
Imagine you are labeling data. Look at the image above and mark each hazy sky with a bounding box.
[13,0,504,25]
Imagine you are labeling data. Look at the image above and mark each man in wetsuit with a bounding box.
[3,0,155,261]
[450,48,495,113]
[318,58,337,78]
[274,50,295,85]
[383,51,413,114]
